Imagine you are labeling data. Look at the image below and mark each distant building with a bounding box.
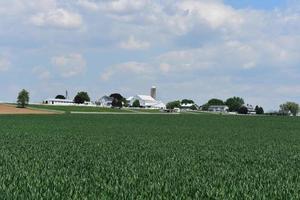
[43,98,74,105]
[244,104,256,114]
[150,86,157,99]
[180,103,198,110]
[208,105,229,112]
[98,96,114,107]
[129,95,166,109]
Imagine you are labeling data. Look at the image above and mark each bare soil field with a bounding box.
[0,104,55,115]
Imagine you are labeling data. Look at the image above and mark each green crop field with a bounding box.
[0,114,300,199]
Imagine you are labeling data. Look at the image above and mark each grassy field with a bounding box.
[0,114,300,199]
[28,104,132,113]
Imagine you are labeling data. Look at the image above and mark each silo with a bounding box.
[151,86,157,99]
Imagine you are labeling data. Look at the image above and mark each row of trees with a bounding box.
[166,99,197,110]
[201,97,265,115]
[56,92,128,107]
[15,89,300,116]
[280,102,299,116]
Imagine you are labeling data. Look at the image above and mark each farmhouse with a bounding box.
[244,104,256,114]
[43,98,74,105]
[180,103,198,110]
[98,95,114,107]
[129,95,166,109]
[208,105,229,112]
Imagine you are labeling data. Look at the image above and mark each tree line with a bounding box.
[15,89,300,116]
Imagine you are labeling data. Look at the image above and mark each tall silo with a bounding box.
[151,86,157,99]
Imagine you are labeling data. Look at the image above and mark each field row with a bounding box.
[1,114,300,198]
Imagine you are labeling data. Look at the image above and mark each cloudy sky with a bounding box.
[0,0,299,110]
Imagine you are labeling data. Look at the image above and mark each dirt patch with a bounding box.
[0,104,56,115]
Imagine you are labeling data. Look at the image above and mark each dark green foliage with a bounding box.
[208,98,224,105]
[132,100,140,107]
[225,97,244,112]
[17,89,29,108]
[255,105,264,115]
[201,98,224,111]
[238,106,248,114]
[201,103,209,111]
[190,105,198,110]
[109,93,123,100]
[166,100,181,109]
[74,92,90,104]
[55,95,66,99]
[280,102,299,116]
[110,93,124,108]
[181,99,194,104]
[1,115,300,199]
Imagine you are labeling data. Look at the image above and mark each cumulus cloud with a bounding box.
[77,0,99,11]
[30,8,83,29]
[52,54,86,78]
[101,61,151,81]
[98,0,149,14]
[119,36,150,50]
[0,57,11,72]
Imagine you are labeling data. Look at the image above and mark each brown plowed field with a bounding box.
[0,104,55,115]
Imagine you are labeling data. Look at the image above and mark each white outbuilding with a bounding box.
[129,95,166,109]
[43,98,74,105]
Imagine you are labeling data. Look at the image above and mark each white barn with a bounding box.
[43,98,74,105]
[129,95,166,109]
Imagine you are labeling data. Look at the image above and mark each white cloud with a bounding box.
[101,61,150,81]
[32,66,51,80]
[52,54,86,78]
[99,0,149,14]
[0,57,11,72]
[175,0,243,29]
[77,0,99,11]
[30,8,83,29]
[119,36,150,50]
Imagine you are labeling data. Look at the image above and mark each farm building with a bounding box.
[208,105,229,112]
[43,98,74,105]
[128,95,166,109]
[98,96,114,107]
[244,104,256,114]
[180,103,198,110]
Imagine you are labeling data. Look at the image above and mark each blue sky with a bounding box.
[0,0,300,111]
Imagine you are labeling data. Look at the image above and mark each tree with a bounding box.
[74,91,90,104]
[166,100,181,109]
[257,107,264,115]
[110,93,124,108]
[280,102,299,116]
[122,98,129,107]
[238,106,248,114]
[201,103,209,111]
[190,105,198,110]
[181,99,194,104]
[225,97,244,112]
[132,100,140,107]
[55,95,66,99]
[255,105,264,115]
[208,98,224,106]
[17,89,29,108]
[201,98,224,111]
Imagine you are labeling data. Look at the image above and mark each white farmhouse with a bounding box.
[98,96,114,107]
[208,105,229,112]
[129,95,166,109]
